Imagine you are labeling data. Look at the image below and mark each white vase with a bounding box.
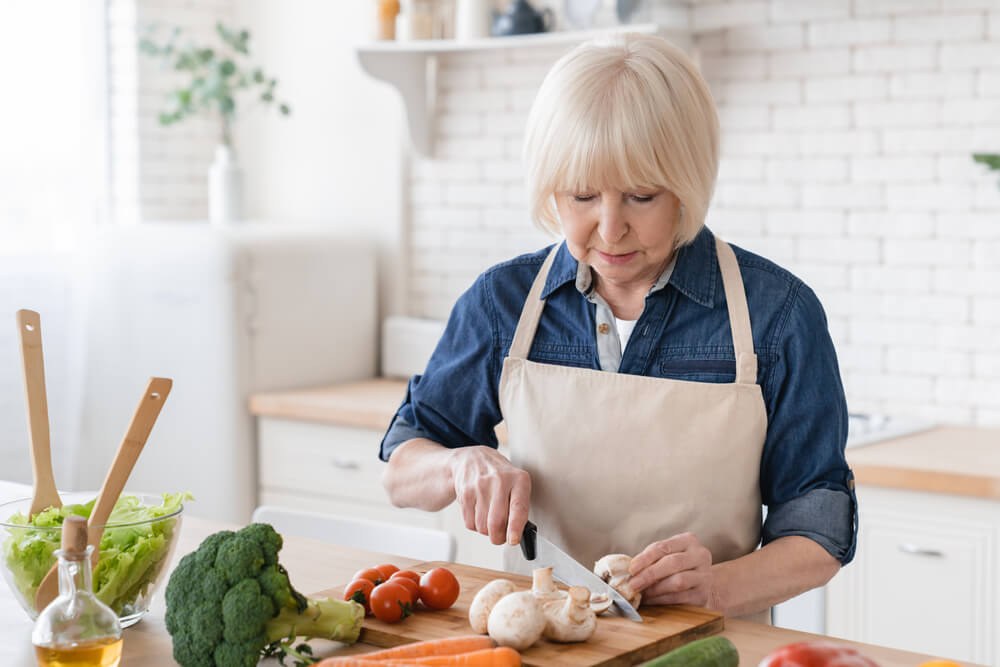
[454,0,492,40]
[208,144,243,225]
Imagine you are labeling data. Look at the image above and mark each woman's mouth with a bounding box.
[596,250,637,265]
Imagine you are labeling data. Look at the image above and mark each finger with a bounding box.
[459,487,477,531]
[642,570,702,599]
[641,587,709,607]
[506,471,532,545]
[629,552,693,592]
[474,486,491,535]
[486,483,510,546]
[629,533,698,575]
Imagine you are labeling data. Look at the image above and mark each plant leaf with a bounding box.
[972,153,1000,170]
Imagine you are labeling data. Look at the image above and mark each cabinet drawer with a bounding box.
[258,418,389,505]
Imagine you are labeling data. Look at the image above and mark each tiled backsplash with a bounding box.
[406,0,1000,425]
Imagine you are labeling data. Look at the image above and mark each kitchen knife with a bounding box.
[520,520,643,622]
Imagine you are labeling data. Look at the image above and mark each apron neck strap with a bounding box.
[510,239,758,386]
[715,237,758,385]
[508,244,560,360]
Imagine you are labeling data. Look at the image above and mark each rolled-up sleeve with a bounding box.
[760,282,857,565]
[379,273,503,462]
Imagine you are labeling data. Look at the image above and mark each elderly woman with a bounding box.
[379,34,855,622]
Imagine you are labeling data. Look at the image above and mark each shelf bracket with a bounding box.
[357,50,438,155]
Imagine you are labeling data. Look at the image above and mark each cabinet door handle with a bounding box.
[898,543,944,558]
[330,458,361,470]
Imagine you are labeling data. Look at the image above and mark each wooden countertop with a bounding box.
[250,378,410,431]
[0,516,961,666]
[249,380,1000,500]
[846,425,1000,499]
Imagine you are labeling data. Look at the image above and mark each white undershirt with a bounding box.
[615,317,639,351]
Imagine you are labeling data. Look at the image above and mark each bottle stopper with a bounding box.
[60,515,89,558]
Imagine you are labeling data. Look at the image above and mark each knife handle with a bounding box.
[520,520,537,560]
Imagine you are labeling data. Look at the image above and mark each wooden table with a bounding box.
[0,516,956,666]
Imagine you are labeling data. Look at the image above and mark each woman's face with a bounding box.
[555,188,681,292]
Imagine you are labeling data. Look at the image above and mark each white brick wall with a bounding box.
[109,0,235,223]
[406,0,1000,426]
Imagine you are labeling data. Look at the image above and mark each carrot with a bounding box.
[353,636,496,661]
[317,647,520,667]
[314,660,416,667]
[405,647,521,666]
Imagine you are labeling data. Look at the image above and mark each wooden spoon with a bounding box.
[34,377,172,611]
[16,309,61,518]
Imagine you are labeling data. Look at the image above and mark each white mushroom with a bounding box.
[487,591,546,651]
[594,554,642,609]
[587,592,614,614]
[468,579,518,634]
[531,567,568,605]
[543,586,597,643]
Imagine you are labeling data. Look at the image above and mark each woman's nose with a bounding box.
[597,200,628,244]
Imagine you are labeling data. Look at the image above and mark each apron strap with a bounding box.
[715,237,758,385]
[508,244,561,360]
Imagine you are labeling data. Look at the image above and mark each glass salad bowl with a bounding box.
[0,491,189,628]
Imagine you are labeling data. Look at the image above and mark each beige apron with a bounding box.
[497,237,770,623]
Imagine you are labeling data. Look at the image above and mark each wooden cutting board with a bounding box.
[317,561,723,667]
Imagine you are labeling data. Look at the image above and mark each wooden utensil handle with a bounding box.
[88,377,173,547]
[17,309,59,512]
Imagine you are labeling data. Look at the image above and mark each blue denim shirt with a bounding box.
[380,226,857,565]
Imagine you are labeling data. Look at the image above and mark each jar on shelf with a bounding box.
[397,0,436,41]
[375,0,401,40]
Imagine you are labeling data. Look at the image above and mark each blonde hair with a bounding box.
[523,33,719,248]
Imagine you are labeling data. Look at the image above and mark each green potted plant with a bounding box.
[139,22,291,224]
[973,153,1000,189]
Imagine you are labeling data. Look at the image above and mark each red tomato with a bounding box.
[374,563,400,580]
[343,578,374,615]
[370,581,414,623]
[418,567,460,610]
[391,576,419,604]
[353,567,385,585]
[389,570,421,584]
[760,642,879,667]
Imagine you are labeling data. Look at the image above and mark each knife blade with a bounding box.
[520,520,643,622]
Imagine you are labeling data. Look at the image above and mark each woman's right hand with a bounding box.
[448,446,531,547]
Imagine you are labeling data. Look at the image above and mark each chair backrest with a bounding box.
[251,505,455,562]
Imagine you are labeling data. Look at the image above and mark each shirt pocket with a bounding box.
[659,358,736,382]
[657,347,776,384]
[524,342,595,369]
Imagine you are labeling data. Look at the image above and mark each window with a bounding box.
[0,3,108,252]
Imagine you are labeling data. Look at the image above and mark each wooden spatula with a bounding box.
[17,309,61,518]
[34,377,172,611]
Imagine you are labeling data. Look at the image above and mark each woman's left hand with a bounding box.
[627,532,715,608]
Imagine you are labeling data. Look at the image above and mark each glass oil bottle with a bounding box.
[32,515,123,667]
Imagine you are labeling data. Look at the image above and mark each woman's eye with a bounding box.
[572,194,597,202]
[630,194,655,203]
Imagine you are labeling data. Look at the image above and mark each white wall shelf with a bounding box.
[355,24,692,155]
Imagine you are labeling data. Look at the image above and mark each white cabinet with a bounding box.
[257,416,506,571]
[826,486,998,665]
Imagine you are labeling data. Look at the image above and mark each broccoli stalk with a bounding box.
[164,523,364,667]
[266,597,362,644]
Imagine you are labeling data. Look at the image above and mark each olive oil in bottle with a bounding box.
[34,636,123,667]
[31,516,123,667]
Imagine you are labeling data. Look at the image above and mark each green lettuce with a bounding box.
[3,492,193,615]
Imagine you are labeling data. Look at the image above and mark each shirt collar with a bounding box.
[539,227,718,308]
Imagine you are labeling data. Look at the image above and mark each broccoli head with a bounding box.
[164,523,364,667]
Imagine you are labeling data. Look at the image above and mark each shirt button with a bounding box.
[598,323,610,334]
